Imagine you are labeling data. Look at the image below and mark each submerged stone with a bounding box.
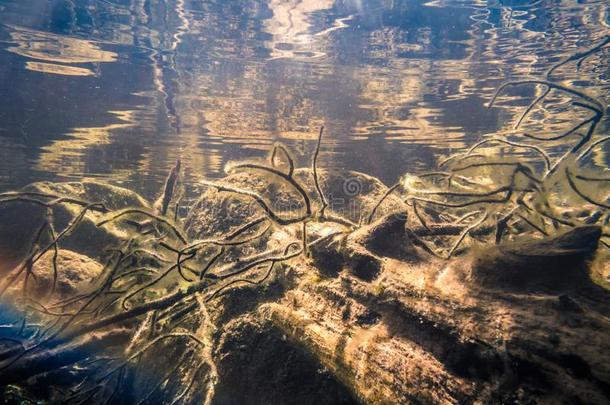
[0,179,149,274]
[214,316,359,405]
[471,226,602,291]
[185,168,405,239]
[5,249,103,302]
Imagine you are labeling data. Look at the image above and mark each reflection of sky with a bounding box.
[0,0,607,197]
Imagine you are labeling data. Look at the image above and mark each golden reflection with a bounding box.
[35,111,136,178]
[1,0,607,187]
[7,25,117,64]
[24,61,95,76]
[264,0,336,60]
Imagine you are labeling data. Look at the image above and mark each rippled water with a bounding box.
[0,0,608,198]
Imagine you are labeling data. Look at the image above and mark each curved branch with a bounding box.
[269,143,295,177]
[406,189,512,209]
[227,162,311,217]
[120,252,196,310]
[522,118,591,141]
[577,135,610,161]
[201,181,308,225]
[488,79,603,113]
[566,168,610,209]
[447,212,488,258]
[453,137,551,172]
[205,242,300,302]
[514,85,550,129]
[96,208,187,244]
[181,219,271,255]
[367,183,400,224]
[547,35,610,78]
[410,185,511,198]
[0,192,108,213]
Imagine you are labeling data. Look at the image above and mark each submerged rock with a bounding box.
[5,249,103,302]
[259,238,610,404]
[0,179,149,274]
[213,316,359,405]
[1,174,608,405]
[347,213,418,261]
[185,169,405,239]
[310,213,420,281]
[471,226,602,291]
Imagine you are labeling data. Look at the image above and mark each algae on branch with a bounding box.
[0,38,608,404]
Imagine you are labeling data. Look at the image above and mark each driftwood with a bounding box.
[263,225,609,404]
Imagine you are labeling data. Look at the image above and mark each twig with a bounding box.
[367,183,400,224]
[155,159,181,216]
[547,35,610,78]
[269,143,295,176]
[514,85,550,129]
[566,168,610,209]
[447,212,488,258]
[201,181,308,225]
[488,79,603,113]
[313,127,329,217]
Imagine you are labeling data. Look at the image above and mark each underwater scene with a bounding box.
[0,0,609,404]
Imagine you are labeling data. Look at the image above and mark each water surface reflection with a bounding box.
[0,0,607,198]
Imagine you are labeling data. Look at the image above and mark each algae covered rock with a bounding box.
[0,179,149,273]
[213,315,359,405]
[185,168,405,239]
[6,249,103,301]
[310,213,418,281]
[470,226,602,291]
[261,233,610,404]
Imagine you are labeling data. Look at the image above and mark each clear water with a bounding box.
[0,0,608,198]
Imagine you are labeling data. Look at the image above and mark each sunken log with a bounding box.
[223,224,610,404]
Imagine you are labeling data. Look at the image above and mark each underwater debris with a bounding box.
[0,42,608,404]
[471,225,602,290]
[399,42,609,257]
[154,158,182,218]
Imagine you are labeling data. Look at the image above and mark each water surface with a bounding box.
[0,0,608,198]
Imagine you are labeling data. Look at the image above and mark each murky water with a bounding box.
[0,0,608,198]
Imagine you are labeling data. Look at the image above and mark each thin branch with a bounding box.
[313,126,329,217]
[515,213,548,236]
[367,183,400,224]
[155,159,181,216]
[269,143,295,176]
[97,208,187,244]
[547,35,610,78]
[407,190,512,208]
[227,161,311,217]
[566,168,610,209]
[205,242,299,302]
[447,212,488,258]
[488,79,603,113]
[577,135,610,161]
[455,138,551,172]
[120,252,196,310]
[201,181,308,225]
[514,85,550,129]
[412,201,431,232]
